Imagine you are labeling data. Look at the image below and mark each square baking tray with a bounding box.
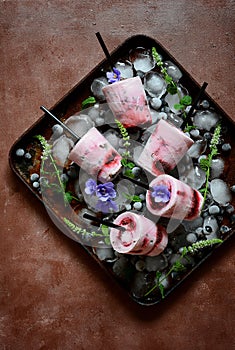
[9,35,235,305]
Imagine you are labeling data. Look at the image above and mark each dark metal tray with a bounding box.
[9,35,235,305]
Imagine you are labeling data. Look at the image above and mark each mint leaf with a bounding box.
[174,103,183,110]
[165,75,173,83]
[199,158,210,171]
[167,84,178,95]
[180,95,192,106]
[81,96,96,109]
[156,271,165,299]
[126,162,135,169]
[101,224,109,236]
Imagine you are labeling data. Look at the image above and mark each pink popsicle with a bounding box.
[110,212,168,256]
[68,127,122,183]
[102,76,152,128]
[146,174,203,221]
[137,119,194,176]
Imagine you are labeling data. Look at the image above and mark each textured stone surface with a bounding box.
[1,1,235,349]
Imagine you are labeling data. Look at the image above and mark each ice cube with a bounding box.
[103,129,121,149]
[193,110,221,131]
[180,165,206,189]
[187,140,207,158]
[115,60,134,79]
[65,114,95,138]
[145,254,168,272]
[130,272,150,298]
[94,247,116,261]
[166,113,184,128]
[52,135,74,166]
[112,256,132,280]
[164,60,183,81]
[144,72,167,98]
[210,158,225,179]
[91,76,108,101]
[164,85,188,114]
[210,179,232,206]
[129,47,155,73]
[182,216,203,231]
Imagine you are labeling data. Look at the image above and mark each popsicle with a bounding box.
[137,119,194,176]
[102,76,152,128]
[146,174,203,221]
[40,107,122,183]
[110,211,168,256]
[68,127,122,183]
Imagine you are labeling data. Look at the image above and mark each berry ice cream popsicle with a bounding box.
[146,174,203,221]
[110,212,168,256]
[137,119,194,176]
[102,76,152,128]
[69,127,122,183]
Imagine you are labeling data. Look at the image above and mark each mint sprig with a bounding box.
[199,123,221,205]
[145,238,222,298]
[115,119,135,177]
[152,47,192,118]
[63,217,110,245]
[35,135,79,206]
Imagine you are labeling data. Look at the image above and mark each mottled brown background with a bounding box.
[1,1,235,349]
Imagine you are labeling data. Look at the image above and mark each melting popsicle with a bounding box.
[40,106,122,183]
[68,127,122,183]
[137,119,194,176]
[102,76,152,128]
[110,211,168,256]
[146,174,203,221]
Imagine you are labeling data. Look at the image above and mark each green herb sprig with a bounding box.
[35,135,78,206]
[199,123,221,205]
[145,238,222,298]
[123,193,142,203]
[152,47,192,118]
[81,96,96,110]
[115,119,135,178]
[152,47,178,95]
[63,217,110,245]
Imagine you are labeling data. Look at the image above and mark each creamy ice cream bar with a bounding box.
[110,211,168,256]
[137,119,194,176]
[146,174,203,221]
[102,76,152,128]
[69,127,122,183]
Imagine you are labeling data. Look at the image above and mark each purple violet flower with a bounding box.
[96,182,116,201]
[85,179,97,195]
[151,185,171,203]
[106,67,121,84]
[96,199,118,213]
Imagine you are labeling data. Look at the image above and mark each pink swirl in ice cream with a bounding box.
[110,212,168,256]
[102,76,152,128]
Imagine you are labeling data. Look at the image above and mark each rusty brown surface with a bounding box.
[1,1,235,349]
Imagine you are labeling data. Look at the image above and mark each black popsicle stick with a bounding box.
[181,81,208,129]
[40,105,79,141]
[83,212,126,231]
[121,174,154,191]
[95,32,115,69]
